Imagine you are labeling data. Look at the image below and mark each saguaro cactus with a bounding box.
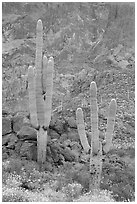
[28,19,54,168]
[76,81,117,190]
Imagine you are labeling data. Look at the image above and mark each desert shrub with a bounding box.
[2,158,23,174]
[2,184,67,202]
[101,155,135,201]
[57,162,90,192]
[2,185,30,202]
[75,189,115,202]
[62,182,83,201]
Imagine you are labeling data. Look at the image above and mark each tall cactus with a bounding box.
[76,81,117,190]
[28,19,54,168]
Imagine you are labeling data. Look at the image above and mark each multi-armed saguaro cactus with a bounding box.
[28,19,54,167]
[76,81,117,190]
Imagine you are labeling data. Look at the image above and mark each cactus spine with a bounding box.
[28,19,54,168]
[76,81,117,190]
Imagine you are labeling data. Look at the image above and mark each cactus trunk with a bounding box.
[89,142,103,190]
[37,126,48,169]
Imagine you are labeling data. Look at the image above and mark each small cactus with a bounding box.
[76,81,117,190]
[28,19,54,168]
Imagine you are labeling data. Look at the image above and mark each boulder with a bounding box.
[2,116,12,135]
[50,117,68,135]
[48,142,65,164]
[2,152,9,160]
[2,146,9,160]
[59,146,76,162]
[60,133,69,143]
[66,116,77,128]
[67,129,79,142]
[15,140,23,153]
[48,129,61,140]
[13,113,28,133]
[17,126,37,140]
[19,141,37,161]
[2,133,18,148]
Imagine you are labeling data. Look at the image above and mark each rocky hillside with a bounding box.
[2,2,135,202]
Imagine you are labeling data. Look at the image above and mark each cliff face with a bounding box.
[2,3,135,112]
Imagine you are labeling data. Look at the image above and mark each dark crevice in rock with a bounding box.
[49,125,62,136]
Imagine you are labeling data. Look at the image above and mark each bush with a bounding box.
[75,189,115,202]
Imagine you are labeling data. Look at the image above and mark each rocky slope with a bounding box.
[2,2,135,201]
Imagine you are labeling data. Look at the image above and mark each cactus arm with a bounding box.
[28,66,38,128]
[35,19,43,75]
[90,81,99,154]
[103,99,117,153]
[42,55,48,93]
[35,19,45,126]
[76,108,90,153]
[44,57,54,127]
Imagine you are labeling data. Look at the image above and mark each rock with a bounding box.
[67,129,79,142]
[49,142,63,163]
[63,139,72,147]
[2,109,10,116]
[15,140,23,153]
[50,117,68,135]
[2,146,9,160]
[17,126,37,140]
[13,113,27,133]
[2,133,18,147]
[2,116,12,135]
[66,116,77,128]
[23,117,31,126]
[60,146,75,162]
[60,133,69,142]
[70,149,80,161]
[19,141,37,161]
[49,129,61,140]
[70,141,82,152]
[113,44,123,56]
[118,60,129,69]
[2,152,9,160]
